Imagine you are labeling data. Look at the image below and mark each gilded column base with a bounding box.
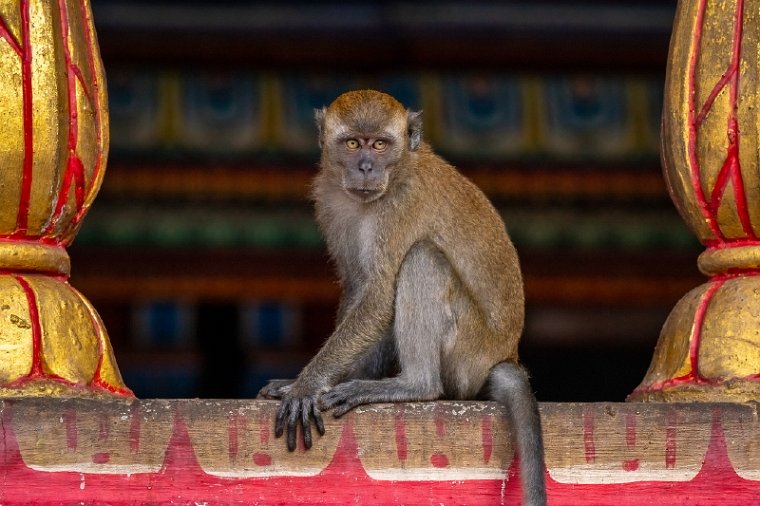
[0,379,131,400]
[629,379,760,403]
[629,273,760,403]
[0,268,132,399]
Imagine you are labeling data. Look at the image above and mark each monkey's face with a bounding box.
[319,110,410,203]
[316,90,423,204]
[333,133,400,202]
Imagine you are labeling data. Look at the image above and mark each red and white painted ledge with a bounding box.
[0,398,758,505]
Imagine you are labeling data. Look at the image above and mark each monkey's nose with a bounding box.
[358,159,373,174]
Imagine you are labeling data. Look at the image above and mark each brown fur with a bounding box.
[311,91,523,390]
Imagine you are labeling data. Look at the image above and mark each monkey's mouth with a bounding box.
[347,187,383,201]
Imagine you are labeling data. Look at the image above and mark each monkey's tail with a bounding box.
[487,362,547,506]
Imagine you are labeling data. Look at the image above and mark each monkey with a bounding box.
[260,90,546,506]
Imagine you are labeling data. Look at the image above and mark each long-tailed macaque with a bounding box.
[260,90,546,506]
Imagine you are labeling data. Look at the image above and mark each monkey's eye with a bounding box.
[372,140,387,151]
[345,139,360,150]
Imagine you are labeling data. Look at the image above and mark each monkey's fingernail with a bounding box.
[287,432,296,452]
[303,423,312,449]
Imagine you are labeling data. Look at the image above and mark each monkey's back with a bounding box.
[413,145,525,385]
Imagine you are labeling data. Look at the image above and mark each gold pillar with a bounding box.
[0,0,131,397]
[630,0,760,401]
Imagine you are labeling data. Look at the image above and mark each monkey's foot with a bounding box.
[321,380,371,417]
[321,379,423,417]
[258,379,295,399]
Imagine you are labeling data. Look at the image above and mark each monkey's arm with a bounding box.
[258,285,357,401]
[274,273,396,451]
[334,276,358,323]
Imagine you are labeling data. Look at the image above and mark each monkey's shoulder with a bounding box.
[415,147,498,215]
[416,145,478,185]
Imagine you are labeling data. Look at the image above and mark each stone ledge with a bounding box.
[0,398,757,504]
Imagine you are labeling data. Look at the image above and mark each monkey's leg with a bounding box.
[344,332,399,381]
[321,241,452,417]
[487,363,547,506]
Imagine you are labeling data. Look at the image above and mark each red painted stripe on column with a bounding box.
[13,275,43,378]
[70,284,133,397]
[685,0,721,239]
[44,0,86,238]
[725,0,755,239]
[68,0,105,233]
[0,14,22,56]
[16,0,33,235]
[685,278,724,381]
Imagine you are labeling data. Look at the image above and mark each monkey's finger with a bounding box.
[274,401,288,438]
[286,401,300,452]
[312,403,325,436]
[301,399,313,450]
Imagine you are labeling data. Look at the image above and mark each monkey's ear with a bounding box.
[314,107,327,148]
[407,110,423,151]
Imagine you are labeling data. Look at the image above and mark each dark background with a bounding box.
[68,0,697,402]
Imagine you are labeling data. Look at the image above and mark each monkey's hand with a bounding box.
[257,379,295,399]
[274,383,326,451]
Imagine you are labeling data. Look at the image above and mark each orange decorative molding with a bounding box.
[630,0,760,401]
[0,399,758,504]
[0,0,130,398]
